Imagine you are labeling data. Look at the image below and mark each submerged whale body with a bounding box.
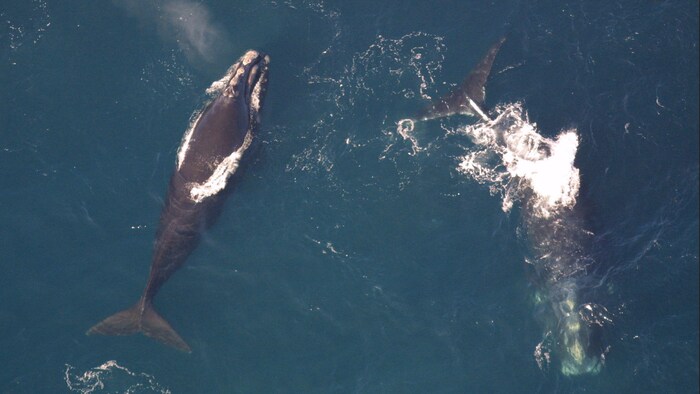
[423,39,608,375]
[87,50,270,352]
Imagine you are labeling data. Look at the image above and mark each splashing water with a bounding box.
[456,103,581,218]
[64,360,171,393]
[402,102,610,375]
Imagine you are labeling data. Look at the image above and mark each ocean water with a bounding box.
[1,0,698,392]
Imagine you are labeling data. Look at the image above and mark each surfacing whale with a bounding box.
[419,38,608,375]
[87,50,270,352]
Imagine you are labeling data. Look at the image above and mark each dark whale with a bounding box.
[87,50,270,352]
[418,37,506,122]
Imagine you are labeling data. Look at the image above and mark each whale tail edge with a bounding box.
[86,301,191,353]
[418,36,507,121]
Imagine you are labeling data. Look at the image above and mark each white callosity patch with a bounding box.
[210,50,259,98]
[223,66,246,98]
[189,130,253,203]
[249,57,270,116]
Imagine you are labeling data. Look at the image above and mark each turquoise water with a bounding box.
[1,1,698,392]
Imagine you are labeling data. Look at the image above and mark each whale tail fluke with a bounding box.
[460,36,506,108]
[418,36,506,121]
[87,301,191,353]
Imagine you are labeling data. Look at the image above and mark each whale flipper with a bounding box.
[86,301,191,353]
[419,37,506,121]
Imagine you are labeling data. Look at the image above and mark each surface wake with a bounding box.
[64,361,170,393]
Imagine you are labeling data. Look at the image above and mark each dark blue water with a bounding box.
[1,1,697,392]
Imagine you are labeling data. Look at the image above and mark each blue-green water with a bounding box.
[1,1,698,392]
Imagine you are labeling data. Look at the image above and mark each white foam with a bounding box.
[456,103,581,218]
[396,118,424,155]
[206,61,239,95]
[503,127,580,217]
[176,110,203,170]
[189,151,242,202]
[64,360,170,393]
[250,58,269,116]
[189,131,253,203]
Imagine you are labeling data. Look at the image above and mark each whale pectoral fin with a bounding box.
[87,302,191,353]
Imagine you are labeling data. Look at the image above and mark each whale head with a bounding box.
[557,311,605,375]
[551,292,607,376]
[222,49,270,124]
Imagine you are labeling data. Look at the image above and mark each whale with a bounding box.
[87,50,270,352]
[421,38,607,374]
[417,37,506,122]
